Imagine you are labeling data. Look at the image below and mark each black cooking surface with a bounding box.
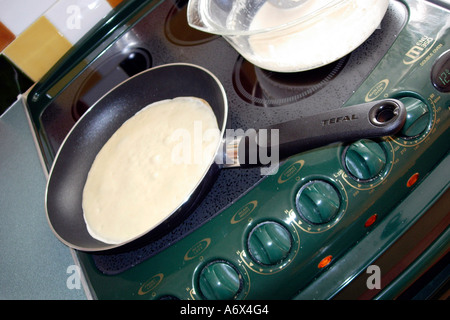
[39,0,408,274]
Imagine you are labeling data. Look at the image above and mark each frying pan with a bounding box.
[45,63,406,252]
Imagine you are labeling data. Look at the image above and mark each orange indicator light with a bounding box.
[407,173,420,188]
[318,255,333,269]
[364,214,378,228]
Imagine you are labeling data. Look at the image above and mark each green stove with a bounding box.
[26,0,449,300]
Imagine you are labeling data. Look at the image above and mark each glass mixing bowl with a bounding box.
[187,0,389,72]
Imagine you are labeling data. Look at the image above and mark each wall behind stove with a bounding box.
[0,0,124,114]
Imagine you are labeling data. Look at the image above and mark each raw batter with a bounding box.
[248,0,388,71]
[82,97,220,244]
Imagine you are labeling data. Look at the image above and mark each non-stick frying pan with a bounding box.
[45,63,406,252]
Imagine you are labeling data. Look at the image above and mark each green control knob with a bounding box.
[399,97,430,138]
[344,139,387,181]
[198,261,241,300]
[247,222,292,266]
[295,180,341,225]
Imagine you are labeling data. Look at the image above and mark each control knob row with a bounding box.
[197,221,293,299]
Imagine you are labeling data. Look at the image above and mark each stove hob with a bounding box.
[37,0,409,275]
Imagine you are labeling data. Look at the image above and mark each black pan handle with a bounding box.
[235,99,406,167]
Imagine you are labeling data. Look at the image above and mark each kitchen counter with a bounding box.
[0,98,86,300]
